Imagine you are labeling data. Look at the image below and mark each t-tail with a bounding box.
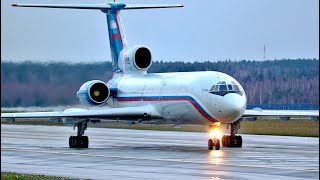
[12,2,183,75]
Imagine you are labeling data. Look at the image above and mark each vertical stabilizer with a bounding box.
[102,2,128,74]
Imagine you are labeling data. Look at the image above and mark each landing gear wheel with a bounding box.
[69,122,89,148]
[214,139,220,150]
[226,136,231,147]
[222,135,243,147]
[234,135,242,147]
[208,139,214,150]
[69,136,75,148]
[69,136,89,148]
[208,139,220,150]
[222,135,226,147]
[82,136,89,148]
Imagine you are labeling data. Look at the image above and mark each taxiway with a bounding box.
[1,124,319,179]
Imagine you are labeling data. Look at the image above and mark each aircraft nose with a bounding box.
[215,94,246,123]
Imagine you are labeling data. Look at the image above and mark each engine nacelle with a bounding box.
[77,80,110,106]
[124,45,152,73]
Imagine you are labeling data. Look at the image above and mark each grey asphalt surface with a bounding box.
[1,124,319,180]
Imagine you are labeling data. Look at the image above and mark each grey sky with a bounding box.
[1,0,319,63]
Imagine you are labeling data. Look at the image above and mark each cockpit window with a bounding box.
[214,85,219,91]
[233,85,240,91]
[210,85,216,92]
[209,81,243,96]
[219,84,227,91]
[231,81,240,92]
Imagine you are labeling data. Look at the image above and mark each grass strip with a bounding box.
[1,172,78,180]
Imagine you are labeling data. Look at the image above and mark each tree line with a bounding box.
[1,59,318,107]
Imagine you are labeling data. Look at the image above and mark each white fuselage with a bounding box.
[106,71,247,125]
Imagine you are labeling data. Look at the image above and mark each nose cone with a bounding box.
[215,93,246,123]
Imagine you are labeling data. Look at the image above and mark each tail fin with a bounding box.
[12,2,183,74]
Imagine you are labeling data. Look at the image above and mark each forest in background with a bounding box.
[1,59,319,107]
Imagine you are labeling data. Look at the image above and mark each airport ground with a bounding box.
[1,124,319,180]
[1,109,319,179]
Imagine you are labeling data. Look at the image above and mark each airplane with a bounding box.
[2,1,319,150]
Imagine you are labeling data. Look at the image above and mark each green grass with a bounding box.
[92,120,319,137]
[1,172,78,180]
[240,119,319,137]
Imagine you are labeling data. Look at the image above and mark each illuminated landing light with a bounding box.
[209,128,222,139]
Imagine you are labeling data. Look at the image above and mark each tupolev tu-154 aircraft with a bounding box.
[2,1,319,150]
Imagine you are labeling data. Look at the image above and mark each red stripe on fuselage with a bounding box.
[117,97,217,123]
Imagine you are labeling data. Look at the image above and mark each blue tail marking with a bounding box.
[102,2,127,74]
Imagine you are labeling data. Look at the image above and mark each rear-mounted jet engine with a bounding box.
[77,80,110,106]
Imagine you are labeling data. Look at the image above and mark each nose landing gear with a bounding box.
[208,138,220,150]
[208,122,221,150]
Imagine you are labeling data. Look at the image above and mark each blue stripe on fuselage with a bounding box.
[116,95,217,122]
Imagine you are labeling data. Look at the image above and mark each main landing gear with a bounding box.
[208,121,242,150]
[222,135,242,147]
[222,122,242,147]
[69,121,89,148]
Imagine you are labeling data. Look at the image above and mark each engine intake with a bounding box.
[125,45,153,73]
[77,80,110,106]
[134,47,152,69]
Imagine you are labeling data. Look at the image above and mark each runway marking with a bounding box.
[2,146,318,172]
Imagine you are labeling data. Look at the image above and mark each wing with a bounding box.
[242,109,319,121]
[1,105,162,122]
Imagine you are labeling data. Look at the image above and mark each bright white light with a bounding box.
[209,128,222,139]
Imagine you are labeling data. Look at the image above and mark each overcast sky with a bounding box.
[1,0,319,63]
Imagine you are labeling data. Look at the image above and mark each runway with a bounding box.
[1,124,319,180]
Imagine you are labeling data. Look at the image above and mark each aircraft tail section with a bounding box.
[12,2,183,75]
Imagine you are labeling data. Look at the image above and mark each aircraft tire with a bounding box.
[222,135,226,147]
[82,136,89,148]
[235,136,242,147]
[225,135,228,147]
[215,139,220,150]
[69,136,76,148]
[208,139,214,150]
[69,136,89,148]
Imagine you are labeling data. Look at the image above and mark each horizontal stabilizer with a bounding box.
[11,3,183,10]
[122,4,183,9]
[12,3,112,9]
